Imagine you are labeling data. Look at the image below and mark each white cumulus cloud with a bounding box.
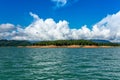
[0,11,120,42]
[92,11,120,42]
[0,23,16,39]
[0,23,15,32]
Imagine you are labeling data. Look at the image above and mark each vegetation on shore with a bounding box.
[0,39,120,47]
[33,39,120,46]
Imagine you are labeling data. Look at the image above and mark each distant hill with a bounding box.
[0,40,31,46]
[91,39,110,43]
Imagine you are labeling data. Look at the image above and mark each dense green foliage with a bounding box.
[33,39,120,46]
[0,39,119,47]
[33,40,95,46]
[0,40,31,46]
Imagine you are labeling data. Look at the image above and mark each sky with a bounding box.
[0,0,120,42]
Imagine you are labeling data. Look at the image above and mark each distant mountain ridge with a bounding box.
[0,40,31,46]
[91,39,110,43]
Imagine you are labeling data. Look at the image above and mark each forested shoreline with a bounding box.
[33,40,120,46]
[0,39,120,47]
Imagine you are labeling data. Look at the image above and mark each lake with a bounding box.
[0,47,120,80]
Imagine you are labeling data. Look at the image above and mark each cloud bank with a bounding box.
[0,11,120,42]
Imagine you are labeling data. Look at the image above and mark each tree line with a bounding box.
[0,39,119,47]
[33,39,120,46]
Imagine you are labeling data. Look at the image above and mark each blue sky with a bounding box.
[0,0,120,42]
[0,0,120,28]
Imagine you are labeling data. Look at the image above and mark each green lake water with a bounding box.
[0,47,120,80]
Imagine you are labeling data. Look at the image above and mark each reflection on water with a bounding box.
[0,47,120,79]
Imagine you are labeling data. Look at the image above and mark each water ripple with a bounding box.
[0,48,120,79]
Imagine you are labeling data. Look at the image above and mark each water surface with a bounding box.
[0,47,120,80]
